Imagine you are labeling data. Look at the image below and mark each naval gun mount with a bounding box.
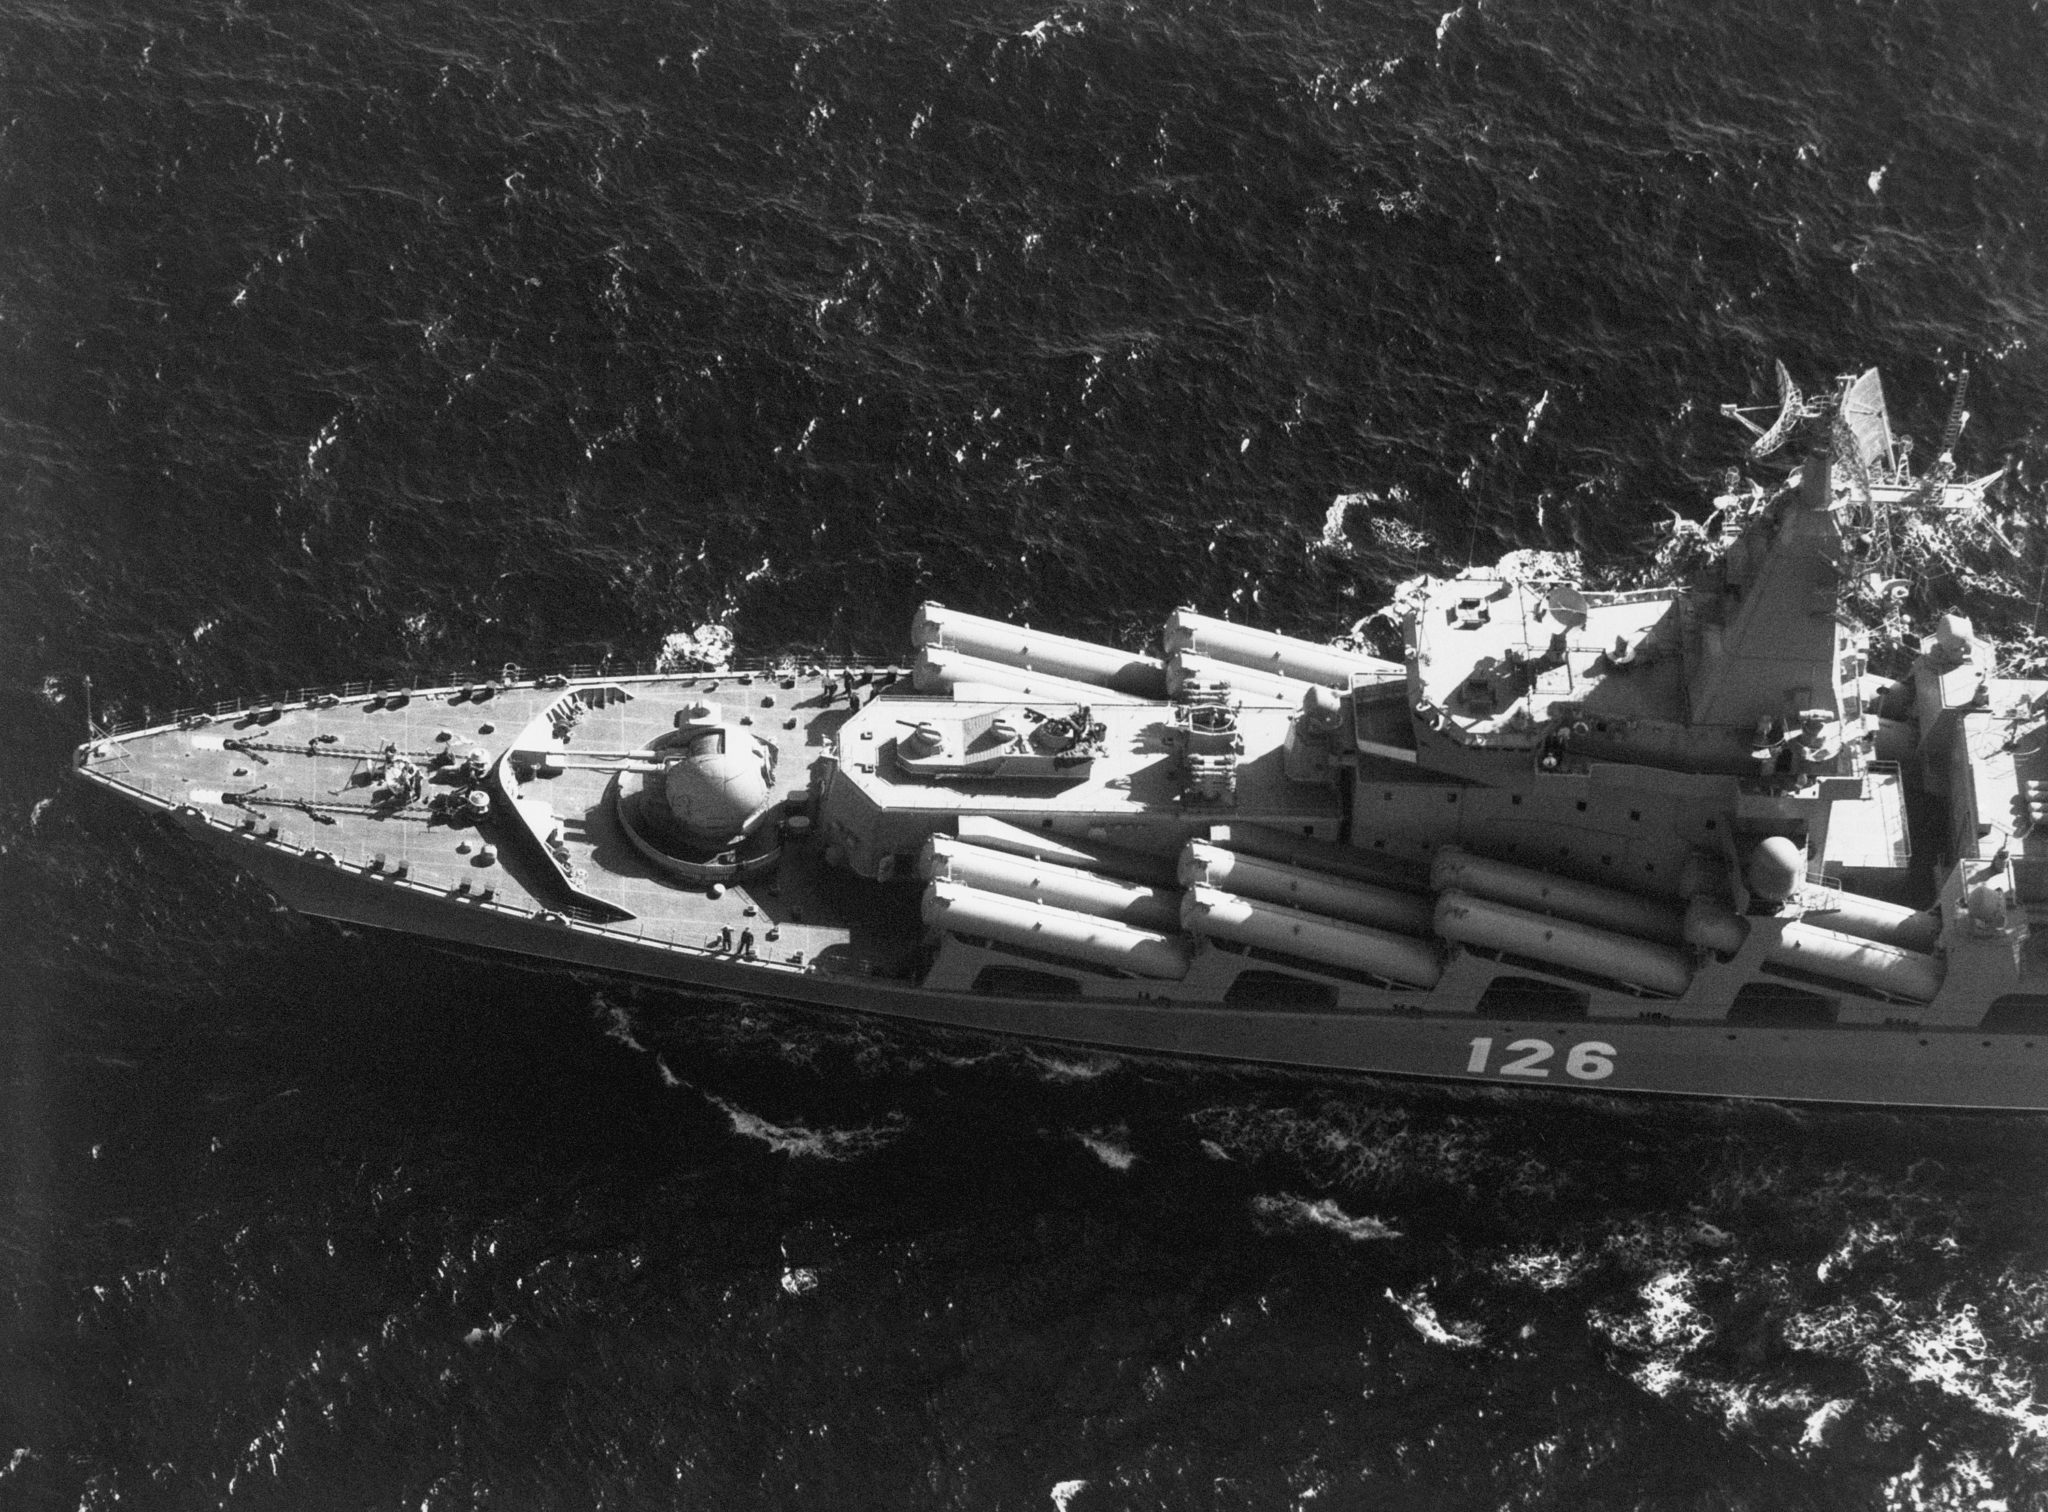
[508,695,790,888]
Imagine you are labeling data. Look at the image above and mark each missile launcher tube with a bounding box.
[922,836,1181,931]
[912,604,1167,697]
[1180,886,1444,988]
[1433,891,1695,996]
[955,815,1181,887]
[1772,921,1942,1002]
[1164,609,1404,688]
[1205,823,1430,891]
[921,879,1192,980]
[1179,840,1433,935]
[1682,898,1942,1002]
[1796,890,1942,952]
[1166,651,1319,706]
[1430,846,1687,944]
[911,648,1154,705]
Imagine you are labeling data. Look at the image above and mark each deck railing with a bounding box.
[90,655,903,738]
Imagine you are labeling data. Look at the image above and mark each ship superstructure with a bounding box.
[75,369,2048,1108]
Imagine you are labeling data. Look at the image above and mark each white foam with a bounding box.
[1316,492,1371,555]
[710,1097,903,1161]
[1075,1131,1136,1171]
[1021,11,1086,48]
[1253,1193,1402,1243]
[1190,1103,1514,1197]
[1800,1397,1852,1447]
[1385,1286,1480,1348]
[1815,1218,1908,1282]
[1489,1246,1589,1292]
[1898,1306,2048,1439]
[1587,1270,1713,1395]
[1027,1049,1119,1083]
[1050,1482,1088,1512]
[1880,1450,2006,1509]
[594,996,649,1056]
[1783,1292,2048,1441]
[656,624,735,672]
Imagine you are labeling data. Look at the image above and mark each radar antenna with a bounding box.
[1810,365,2011,637]
[1898,367,1969,509]
[1719,359,1822,460]
[1707,362,2009,630]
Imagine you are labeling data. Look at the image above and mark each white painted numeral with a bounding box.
[1463,1038,1618,1082]
[1565,1041,1617,1081]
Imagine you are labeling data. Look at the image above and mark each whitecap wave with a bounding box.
[592,993,649,1056]
[1782,1296,2048,1441]
[1020,10,1086,48]
[1189,1102,1561,1201]
[1027,1049,1121,1083]
[1385,1285,1481,1348]
[1800,1397,1853,1447]
[709,1096,903,1160]
[1252,1193,1402,1243]
[1587,1269,1714,1395]
[1488,1245,1590,1292]
[1315,492,1370,556]
[656,624,734,672]
[1075,1129,1136,1171]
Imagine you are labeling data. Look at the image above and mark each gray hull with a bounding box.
[209,817,2048,1112]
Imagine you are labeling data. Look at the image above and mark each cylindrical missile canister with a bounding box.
[922,836,1180,931]
[1164,608,1403,688]
[1433,891,1694,996]
[912,604,1166,696]
[911,647,1153,704]
[1771,921,1941,1002]
[1181,886,1442,988]
[921,880,1191,980]
[1430,846,1686,943]
[1796,889,1941,952]
[1179,840,1432,935]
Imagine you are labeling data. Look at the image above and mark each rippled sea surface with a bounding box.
[7,0,2048,1506]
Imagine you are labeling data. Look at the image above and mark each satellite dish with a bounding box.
[1544,584,1589,631]
[1750,359,1805,460]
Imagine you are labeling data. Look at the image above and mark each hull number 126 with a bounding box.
[1466,1037,1615,1081]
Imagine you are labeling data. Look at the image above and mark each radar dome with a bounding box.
[1744,836,1803,903]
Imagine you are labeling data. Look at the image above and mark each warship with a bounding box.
[75,369,2048,1109]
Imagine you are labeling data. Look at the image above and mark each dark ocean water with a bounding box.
[7,0,2048,1506]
